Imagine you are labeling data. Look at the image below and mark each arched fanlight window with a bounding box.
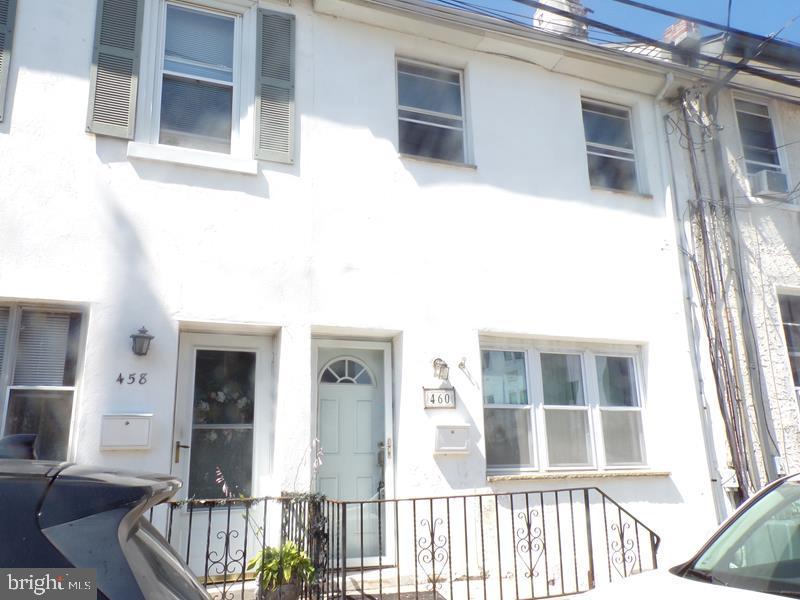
[319,357,374,385]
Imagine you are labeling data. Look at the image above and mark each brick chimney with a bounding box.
[663,19,701,65]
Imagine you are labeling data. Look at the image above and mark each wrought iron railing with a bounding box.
[149,487,659,600]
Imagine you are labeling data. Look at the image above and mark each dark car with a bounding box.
[0,435,208,599]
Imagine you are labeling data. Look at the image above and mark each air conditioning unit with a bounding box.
[749,169,789,199]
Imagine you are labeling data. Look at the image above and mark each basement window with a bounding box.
[582,99,639,193]
[396,59,466,163]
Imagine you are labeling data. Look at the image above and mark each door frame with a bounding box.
[312,338,395,566]
[171,332,273,501]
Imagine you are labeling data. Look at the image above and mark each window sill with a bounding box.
[399,153,477,170]
[487,470,670,482]
[590,186,653,200]
[127,142,259,175]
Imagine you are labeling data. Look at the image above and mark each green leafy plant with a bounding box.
[247,541,314,591]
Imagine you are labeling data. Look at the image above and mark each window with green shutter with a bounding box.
[87,0,144,139]
[111,0,295,166]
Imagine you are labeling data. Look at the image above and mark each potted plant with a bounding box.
[247,541,315,600]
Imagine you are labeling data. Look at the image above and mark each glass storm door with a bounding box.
[315,341,394,563]
[170,332,272,575]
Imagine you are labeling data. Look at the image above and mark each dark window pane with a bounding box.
[192,350,255,425]
[188,428,252,499]
[399,120,464,162]
[780,296,800,325]
[582,106,633,149]
[541,353,585,406]
[586,153,638,192]
[738,112,778,158]
[784,325,800,354]
[398,71,462,116]
[4,389,73,461]
[164,4,234,82]
[481,350,528,406]
[596,356,638,407]
[159,77,232,153]
[484,408,531,467]
[790,355,800,387]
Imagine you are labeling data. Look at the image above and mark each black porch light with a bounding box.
[130,326,154,356]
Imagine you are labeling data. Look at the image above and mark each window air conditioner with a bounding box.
[749,169,789,199]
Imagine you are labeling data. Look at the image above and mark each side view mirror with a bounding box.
[0,434,38,459]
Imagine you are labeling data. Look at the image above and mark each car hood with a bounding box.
[584,569,786,599]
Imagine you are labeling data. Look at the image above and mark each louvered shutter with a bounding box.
[86,0,143,139]
[0,0,17,122]
[0,307,8,375]
[13,311,71,386]
[255,9,295,163]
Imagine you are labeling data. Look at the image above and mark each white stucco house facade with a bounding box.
[6,0,794,584]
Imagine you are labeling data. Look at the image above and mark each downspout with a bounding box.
[654,73,726,523]
[704,89,781,483]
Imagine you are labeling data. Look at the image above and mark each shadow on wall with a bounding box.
[77,190,176,472]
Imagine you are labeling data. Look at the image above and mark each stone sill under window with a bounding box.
[399,153,477,170]
[487,470,670,482]
[590,185,653,200]
[127,142,258,175]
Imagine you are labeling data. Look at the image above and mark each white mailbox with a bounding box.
[434,424,470,455]
[100,414,153,450]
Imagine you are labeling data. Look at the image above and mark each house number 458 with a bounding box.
[116,373,148,385]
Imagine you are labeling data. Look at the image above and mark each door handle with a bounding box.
[377,441,385,467]
[174,441,190,464]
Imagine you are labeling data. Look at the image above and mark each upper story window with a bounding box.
[735,99,783,176]
[158,3,236,153]
[581,99,638,193]
[87,0,296,166]
[0,306,83,461]
[482,344,646,472]
[779,295,800,391]
[396,59,466,163]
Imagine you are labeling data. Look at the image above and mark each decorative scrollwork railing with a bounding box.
[148,487,659,600]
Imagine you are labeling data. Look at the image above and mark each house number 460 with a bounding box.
[116,373,148,385]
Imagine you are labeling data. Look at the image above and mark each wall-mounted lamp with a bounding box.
[433,358,449,381]
[130,327,154,356]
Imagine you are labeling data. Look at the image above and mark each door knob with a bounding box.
[174,441,190,463]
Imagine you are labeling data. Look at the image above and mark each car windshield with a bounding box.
[689,480,800,597]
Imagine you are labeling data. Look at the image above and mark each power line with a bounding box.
[507,0,800,88]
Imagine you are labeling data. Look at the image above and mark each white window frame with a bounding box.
[581,98,640,194]
[133,0,257,166]
[0,304,85,462]
[482,341,647,474]
[733,95,786,177]
[482,346,538,471]
[395,57,469,164]
[778,293,800,402]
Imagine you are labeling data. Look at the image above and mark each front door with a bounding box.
[315,341,393,561]
[170,332,272,575]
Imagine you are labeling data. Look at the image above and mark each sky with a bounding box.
[477,0,800,44]
[584,0,800,43]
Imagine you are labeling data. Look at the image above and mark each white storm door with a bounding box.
[315,341,394,563]
[170,332,272,576]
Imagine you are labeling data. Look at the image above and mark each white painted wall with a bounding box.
[0,0,720,565]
